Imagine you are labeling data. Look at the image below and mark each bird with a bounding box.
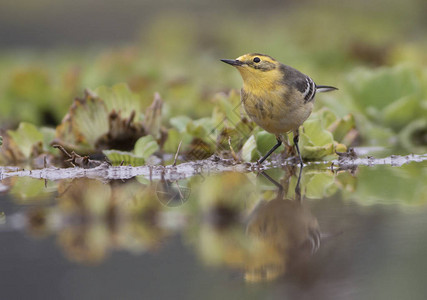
[221,53,337,166]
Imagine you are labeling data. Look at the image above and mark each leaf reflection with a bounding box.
[23,178,172,264]
[6,162,414,282]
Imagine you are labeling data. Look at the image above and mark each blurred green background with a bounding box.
[0,0,426,160]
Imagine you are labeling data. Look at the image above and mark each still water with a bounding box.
[0,161,426,300]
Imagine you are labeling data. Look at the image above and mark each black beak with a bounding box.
[221,59,243,66]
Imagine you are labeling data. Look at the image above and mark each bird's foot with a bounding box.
[296,156,304,167]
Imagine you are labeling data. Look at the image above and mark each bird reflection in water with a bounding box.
[244,168,321,282]
[193,167,321,282]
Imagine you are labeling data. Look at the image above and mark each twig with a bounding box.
[52,144,72,158]
[52,144,104,168]
[228,136,239,162]
[172,140,182,167]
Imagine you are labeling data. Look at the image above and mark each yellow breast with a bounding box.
[242,87,313,134]
[236,64,313,134]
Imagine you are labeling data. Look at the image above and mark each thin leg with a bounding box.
[258,137,282,164]
[260,171,284,197]
[295,166,303,202]
[293,130,304,167]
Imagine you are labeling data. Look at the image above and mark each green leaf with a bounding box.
[255,131,283,155]
[382,95,426,131]
[70,94,109,148]
[170,115,193,132]
[301,143,335,160]
[10,177,56,203]
[316,108,338,128]
[186,118,213,138]
[235,119,255,138]
[164,128,185,153]
[2,68,53,125]
[299,119,336,160]
[186,122,207,138]
[305,172,337,199]
[213,90,242,125]
[7,122,44,158]
[345,65,422,113]
[134,135,159,159]
[103,150,145,166]
[327,114,356,144]
[353,114,395,146]
[302,119,334,146]
[241,135,257,162]
[95,83,142,121]
[398,119,427,153]
[40,127,58,154]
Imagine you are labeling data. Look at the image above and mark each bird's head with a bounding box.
[221,53,281,90]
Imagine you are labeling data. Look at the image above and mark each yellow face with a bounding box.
[222,53,283,91]
[234,53,278,71]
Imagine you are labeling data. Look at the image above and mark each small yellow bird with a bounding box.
[221,53,337,165]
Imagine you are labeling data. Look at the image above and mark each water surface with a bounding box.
[0,161,426,300]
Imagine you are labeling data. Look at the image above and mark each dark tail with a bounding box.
[316,85,338,93]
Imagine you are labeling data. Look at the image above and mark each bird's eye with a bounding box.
[253,57,260,63]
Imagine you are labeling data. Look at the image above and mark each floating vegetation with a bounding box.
[0,80,360,167]
[323,65,427,152]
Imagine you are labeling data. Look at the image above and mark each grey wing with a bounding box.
[281,65,316,103]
